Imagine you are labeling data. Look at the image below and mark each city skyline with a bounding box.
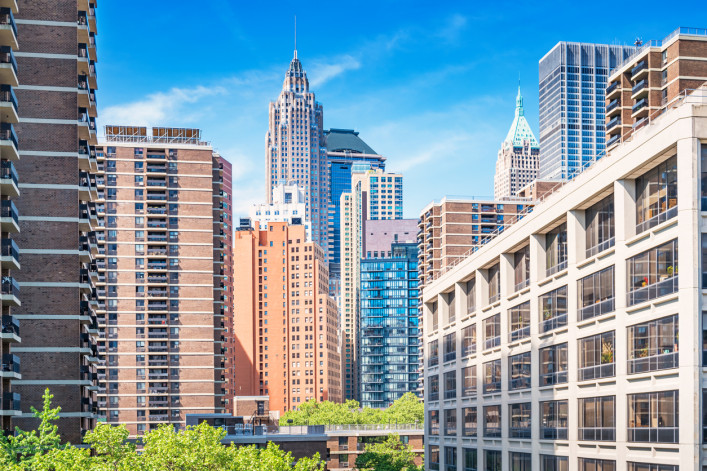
[93,0,698,218]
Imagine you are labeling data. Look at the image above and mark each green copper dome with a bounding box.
[504,86,539,149]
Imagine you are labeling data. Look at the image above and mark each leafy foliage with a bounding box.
[279,392,424,426]
[0,389,325,471]
[354,434,422,471]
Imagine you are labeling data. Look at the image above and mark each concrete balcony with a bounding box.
[0,84,17,124]
[0,317,19,343]
[0,8,18,51]
[0,237,19,271]
[0,275,19,306]
[0,159,18,197]
[0,122,18,162]
[605,80,621,100]
[0,199,18,233]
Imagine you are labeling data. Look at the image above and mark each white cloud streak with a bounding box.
[309,55,361,87]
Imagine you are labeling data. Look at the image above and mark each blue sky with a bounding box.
[96,1,701,218]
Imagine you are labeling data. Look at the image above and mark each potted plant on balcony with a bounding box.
[601,340,614,364]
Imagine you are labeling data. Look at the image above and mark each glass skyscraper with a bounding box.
[325,129,385,285]
[359,242,419,408]
[538,42,635,180]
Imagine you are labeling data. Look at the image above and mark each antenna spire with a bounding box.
[294,16,297,59]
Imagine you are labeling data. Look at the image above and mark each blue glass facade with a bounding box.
[359,243,419,408]
[327,157,385,280]
[539,42,635,180]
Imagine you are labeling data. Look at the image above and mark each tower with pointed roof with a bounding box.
[265,48,329,256]
[494,86,540,199]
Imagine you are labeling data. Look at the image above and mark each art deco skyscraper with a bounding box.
[494,87,539,199]
[265,51,328,256]
[538,42,635,180]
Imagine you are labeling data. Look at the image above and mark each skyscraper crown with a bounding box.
[504,86,538,148]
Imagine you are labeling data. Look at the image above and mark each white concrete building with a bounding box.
[249,182,311,240]
[423,87,707,471]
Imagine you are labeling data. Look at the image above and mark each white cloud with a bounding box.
[309,55,361,87]
[100,85,226,128]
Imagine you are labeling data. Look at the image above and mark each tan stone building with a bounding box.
[606,27,707,149]
[94,126,227,436]
[233,221,341,414]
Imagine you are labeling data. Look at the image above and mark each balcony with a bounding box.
[0,199,18,233]
[605,99,620,117]
[0,122,18,161]
[2,354,23,378]
[631,79,648,99]
[606,133,620,148]
[0,84,17,124]
[0,316,18,342]
[631,60,648,79]
[605,80,620,99]
[0,160,18,197]
[632,98,648,118]
[606,116,621,133]
[0,46,17,86]
[78,110,97,141]
[0,8,17,50]
[0,238,18,271]
[2,392,20,414]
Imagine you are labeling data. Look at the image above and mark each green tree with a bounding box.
[354,434,422,471]
[279,393,423,426]
[82,423,140,471]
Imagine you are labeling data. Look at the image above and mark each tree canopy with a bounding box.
[0,389,325,471]
[279,392,424,426]
[354,434,423,471]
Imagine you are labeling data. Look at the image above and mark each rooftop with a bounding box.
[503,87,539,148]
[324,128,378,155]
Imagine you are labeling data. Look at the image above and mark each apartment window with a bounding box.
[540,455,568,471]
[444,371,457,399]
[444,332,456,363]
[628,464,677,471]
[702,234,707,288]
[509,403,531,438]
[627,314,678,374]
[428,410,439,436]
[483,359,501,394]
[628,390,678,443]
[447,291,456,324]
[429,374,439,401]
[635,155,677,233]
[509,452,531,471]
[541,400,568,440]
[578,396,615,441]
[539,343,568,386]
[483,405,501,437]
[546,223,568,276]
[429,339,439,367]
[431,301,438,331]
[462,366,476,397]
[444,409,457,436]
[462,407,477,437]
[513,245,530,291]
[703,313,707,366]
[487,263,500,304]
[540,286,567,333]
[484,450,501,471]
[578,266,614,321]
[429,445,440,471]
[463,449,477,471]
[508,352,531,390]
[703,390,707,443]
[578,458,616,471]
[578,331,615,381]
[508,301,530,342]
[483,314,500,350]
[585,195,615,257]
[627,239,678,306]
[445,447,457,471]
[462,324,476,357]
[465,278,476,314]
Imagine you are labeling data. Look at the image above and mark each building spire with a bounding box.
[294,16,297,59]
[516,82,524,117]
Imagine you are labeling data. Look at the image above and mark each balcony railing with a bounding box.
[508,326,530,343]
[631,60,647,76]
[541,426,568,440]
[628,351,678,374]
[0,84,17,113]
[1,276,19,298]
[606,116,621,130]
[540,313,567,334]
[2,354,19,374]
[484,336,500,350]
[578,363,615,381]
[3,392,19,411]
[579,427,615,441]
[632,79,648,94]
[0,8,17,39]
[578,297,615,322]
[627,427,678,443]
[627,275,678,306]
[605,81,619,95]
[632,98,648,113]
[0,122,18,150]
[605,99,619,114]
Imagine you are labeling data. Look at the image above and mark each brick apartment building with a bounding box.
[10,0,100,441]
[233,221,341,414]
[0,0,19,434]
[94,126,227,436]
[606,27,707,149]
